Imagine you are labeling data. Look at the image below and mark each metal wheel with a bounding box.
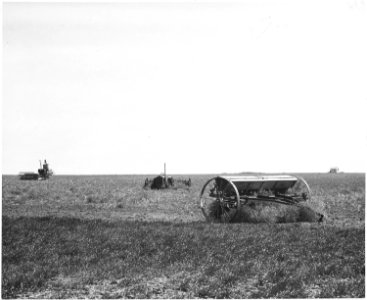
[200,177,240,223]
[286,176,312,202]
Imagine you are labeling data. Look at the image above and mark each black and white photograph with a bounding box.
[2,0,366,298]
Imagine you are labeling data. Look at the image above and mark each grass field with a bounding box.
[2,173,365,298]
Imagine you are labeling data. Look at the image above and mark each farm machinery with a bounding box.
[143,163,191,189]
[144,175,191,189]
[200,175,323,223]
[19,160,53,180]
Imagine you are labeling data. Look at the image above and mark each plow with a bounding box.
[200,175,323,223]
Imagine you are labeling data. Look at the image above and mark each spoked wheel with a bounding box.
[286,176,312,202]
[200,177,240,223]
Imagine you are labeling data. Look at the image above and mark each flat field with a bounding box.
[2,173,365,298]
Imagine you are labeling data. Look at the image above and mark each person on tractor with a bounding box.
[43,160,49,178]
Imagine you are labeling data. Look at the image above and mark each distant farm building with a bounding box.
[329,167,339,174]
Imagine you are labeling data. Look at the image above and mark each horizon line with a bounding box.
[3,171,365,176]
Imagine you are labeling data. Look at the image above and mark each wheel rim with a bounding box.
[200,177,240,223]
[287,176,312,202]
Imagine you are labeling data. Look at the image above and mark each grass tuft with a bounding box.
[207,201,323,223]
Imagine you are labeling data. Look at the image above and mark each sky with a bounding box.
[2,0,367,175]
